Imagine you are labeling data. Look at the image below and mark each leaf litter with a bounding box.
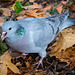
[0,0,75,75]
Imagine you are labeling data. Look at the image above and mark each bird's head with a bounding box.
[1,21,25,41]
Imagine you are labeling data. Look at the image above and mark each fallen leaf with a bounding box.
[18,0,23,2]
[0,17,5,23]
[0,0,12,1]
[35,72,41,75]
[18,10,26,16]
[17,15,26,20]
[1,8,11,16]
[55,47,75,58]
[22,5,42,10]
[0,64,7,75]
[61,0,69,5]
[26,9,46,18]
[56,50,70,59]
[0,51,21,74]
[43,5,52,11]
[33,2,38,5]
[28,56,32,60]
[25,61,30,68]
[16,62,22,66]
[14,1,23,14]
[29,0,35,3]
[51,29,75,53]
[69,56,75,69]
[50,29,75,69]
[56,5,63,14]
[0,17,5,27]
[70,4,75,12]
[59,59,70,67]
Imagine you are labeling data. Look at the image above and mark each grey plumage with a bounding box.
[1,10,75,68]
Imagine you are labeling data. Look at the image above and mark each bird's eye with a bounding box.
[9,27,12,30]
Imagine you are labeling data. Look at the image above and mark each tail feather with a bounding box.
[59,17,75,32]
[68,17,75,25]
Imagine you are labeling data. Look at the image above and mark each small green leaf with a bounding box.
[52,7,59,15]
[66,1,73,6]
[47,3,59,15]
[24,3,30,6]
[54,3,57,7]
[14,1,23,14]
[47,8,59,15]
[0,38,8,56]
[47,9,52,14]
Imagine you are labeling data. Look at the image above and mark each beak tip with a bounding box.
[1,35,4,41]
[1,32,7,41]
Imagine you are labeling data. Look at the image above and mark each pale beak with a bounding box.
[1,32,7,41]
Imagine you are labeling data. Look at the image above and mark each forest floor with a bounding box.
[0,0,75,75]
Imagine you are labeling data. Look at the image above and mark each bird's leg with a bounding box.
[33,57,43,69]
[33,50,46,69]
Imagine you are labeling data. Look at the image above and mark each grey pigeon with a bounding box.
[1,10,75,68]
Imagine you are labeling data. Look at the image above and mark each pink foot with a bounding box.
[33,57,43,69]
[16,53,28,58]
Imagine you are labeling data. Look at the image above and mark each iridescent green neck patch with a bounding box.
[16,27,25,37]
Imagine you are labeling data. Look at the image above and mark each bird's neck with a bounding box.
[15,27,25,37]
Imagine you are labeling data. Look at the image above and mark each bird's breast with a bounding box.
[5,32,36,53]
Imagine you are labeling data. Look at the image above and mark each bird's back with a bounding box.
[6,10,75,53]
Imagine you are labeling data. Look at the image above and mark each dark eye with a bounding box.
[9,27,12,30]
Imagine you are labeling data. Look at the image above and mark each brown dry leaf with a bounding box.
[0,0,12,1]
[68,47,75,56]
[16,62,22,66]
[0,17,5,27]
[1,8,11,16]
[72,27,75,31]
[61,0,69,5]
[69,56,75,69]
[24,15,34,18]
[56,5,63,14]
[0,51,20,74]
[50,29,75,54]
[18,0,23,2]
[17,15,26,20]
[0,17,5,23]
[55,47,75,58]
[35,72,41,75]
[23,5,42,10]
[18,10,26,16]
[56,50,70,59]
[29,0,35,2]
[13,0,23,2]
[59,59,70,67]
[0,64,7,75]
[26,10,46,18]
[28,56,32,60]
[50,29,75,69]
[17,10,26,20]
[43,5,52,11]
[33,2,38,5]
[70,4,75,12]
[25,61,30,68]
